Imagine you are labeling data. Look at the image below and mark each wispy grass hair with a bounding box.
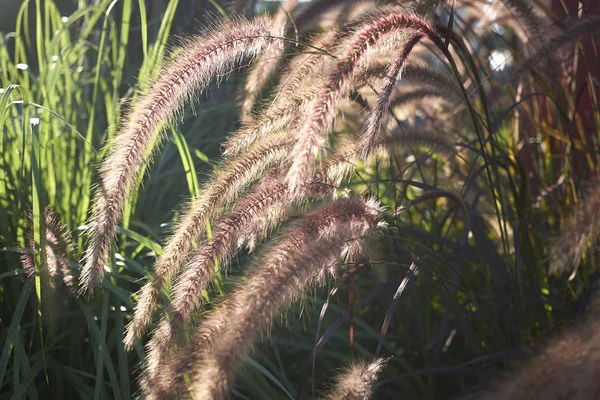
[147,197,383,398]
[81,15,284,295]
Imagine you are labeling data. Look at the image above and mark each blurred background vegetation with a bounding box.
[1,0,599,398]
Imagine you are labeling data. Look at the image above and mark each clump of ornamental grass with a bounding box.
[81,15,285,296]
[146,197,384,398]
[83,4,472,397]
[75,1,600,398]
[143,130,427,382]
[125,17,421,349]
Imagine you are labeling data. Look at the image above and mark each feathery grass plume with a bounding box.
[483,319,600,400]
[124,129,294,349]
[325,127,458,186]
[402,63,464,101]
[500,0,543,40]
[144,175,291,379]
[223,29,340,158]
[149,198,383,399]
[361,34,422,156]
[189,197,383,399]
[390,87,463,111]
[516,16,600,77]
[80,15,283,295]
[282,0,363,37]
[22,207,74,289]
[146,299,237,398]
[286,8,437,192]
[325,358,387,400]
[224,28,396,160]
[239,0,297,123]
[21,208,75,333]
[145,171,342,379]
[548,180,600,276]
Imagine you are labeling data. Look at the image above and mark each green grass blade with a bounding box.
[0,281,33,390]
[245,357,295,400]
[171,126,199,198]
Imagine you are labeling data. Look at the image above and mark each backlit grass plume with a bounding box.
[125,28,339,347]
[549,180,600,276]
[239,0,298,122]
[148,197,383,398]
[65,1,600,398]
[80,15,284,295]
[286,9,439,192]
[361,33,422,156]
[326,358,388,400]
[124,21,408,347]
[484,319,600,400]
[124,128,294,348]
[22,207,74,290]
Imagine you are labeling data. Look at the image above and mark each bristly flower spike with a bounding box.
[286,9,437,193]
[147,198,383,398]
[124,128,292,349]
[326,358,388,400]
[361,33,422,157]
[80,15,283,295]
[187,198,383,399]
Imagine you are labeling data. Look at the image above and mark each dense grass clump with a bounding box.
[1,0,600,399]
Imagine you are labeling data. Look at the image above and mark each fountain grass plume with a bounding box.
[326,358,387,400]
[361,34,422,157]
[223,29,339,158]
[286,8,436,193]
[188,197,383,399]
[239,0,298,122]
[80,15,283,295]
[516,16,600,77]
[549,180,600,276]
[484,319,600,400]
[22,207,74,291]
[124,128,295,349]
[146,197,383,398]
